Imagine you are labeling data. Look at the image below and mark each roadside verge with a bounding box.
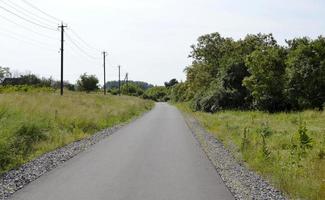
[181,112,287,200]
[0,108,153,200]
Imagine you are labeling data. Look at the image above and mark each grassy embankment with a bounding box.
[0,89,154,174]
[177,103,324,200]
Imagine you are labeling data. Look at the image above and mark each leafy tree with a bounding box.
[106,81,153,90]
[164,79,179,88]
[143,86,168,102]
[121,83,144,96]
[285,36,325,110]
[243,46,287,112]
[170,82,190,102]
[0,67,11,82]
[77,73,99,92]
[20,74,42,85]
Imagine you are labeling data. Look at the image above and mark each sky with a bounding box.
[0,0,324,86]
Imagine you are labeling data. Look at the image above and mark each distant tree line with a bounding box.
[105,81,153,90]
[0,67,156,96]
[169,33,325,112]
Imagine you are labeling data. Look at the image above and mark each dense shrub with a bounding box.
[76,73,99,92]
[143,86,168,102]
[121,83,144,96]
[171,32,325,112]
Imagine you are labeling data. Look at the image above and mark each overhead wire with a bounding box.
[0,26,56,46]
[7,0,58,24]
[65,31,101,60]
[0,0,55,28]
[0,30,58,52]
[0,0,105,73]
[0,4,57,31]
[69,28,101,52]
[20,0,62,23]
[0,13,58,40]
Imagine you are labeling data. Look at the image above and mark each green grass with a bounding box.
[0,90,154,174]
[176,103,325,200]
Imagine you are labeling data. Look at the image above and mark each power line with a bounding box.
[8,0,58,24]
[65,32,100,60]
[0,4,57,31]
[20,0,61,22]
[0,13,58,40]
[0,30,58,52]
[0,27,56,46]
[69,28,100,52]
[0,0,55,27]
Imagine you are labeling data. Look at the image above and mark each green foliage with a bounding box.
[170,82,191,102]
[143,86,168,102]
[106,80,153,90]
[164,78,179,88]
[0,66,11,82]
[172,32,325,112]
[77,73,99,92]
[243,46,287,112]
[257,122,273,159]
[0,85,55,93]
[12,122,48,156]
[297,122,312,150]
[177,103,325,199]
[121,83,144,96]
[285,36,325,110]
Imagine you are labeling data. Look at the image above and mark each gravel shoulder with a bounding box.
[181,112,288,200]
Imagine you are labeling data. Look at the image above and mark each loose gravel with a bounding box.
[183,113,288,200]
[0,125,124,200]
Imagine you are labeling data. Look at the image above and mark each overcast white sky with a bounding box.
[0,0,324,85]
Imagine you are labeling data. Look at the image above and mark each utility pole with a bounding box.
[59,22,67,96]
[118,65,121,96]
[125,73,129,93]
[103,51,107,95]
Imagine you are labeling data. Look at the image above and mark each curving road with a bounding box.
[10,103,234,200]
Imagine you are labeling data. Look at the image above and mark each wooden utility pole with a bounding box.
[59,22,67,96]
[103,51,107,95]
[125,73,129,93]
[118,65,121,96]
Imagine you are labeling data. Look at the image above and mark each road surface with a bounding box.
[10,103,234,200]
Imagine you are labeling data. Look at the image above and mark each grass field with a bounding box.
[0,90,154,174]
[177,103,325,200]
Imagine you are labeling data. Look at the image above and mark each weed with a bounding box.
[297,122,312,150]
[241,127,249,151]
[176,103,325,200]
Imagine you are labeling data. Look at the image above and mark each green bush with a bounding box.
[143,86,168,102]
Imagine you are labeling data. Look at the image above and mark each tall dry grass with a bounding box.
[0,91,154,174]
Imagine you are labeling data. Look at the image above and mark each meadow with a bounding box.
[0,88,154,174]
[177,103,325,200]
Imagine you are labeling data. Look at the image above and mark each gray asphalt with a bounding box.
[10,103,234,200]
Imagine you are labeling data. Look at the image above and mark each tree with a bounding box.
[0,67,11,83]
[164,79,179,88]
[285,36,325,110]
[143,86,169,102]
[121,83,144,96]
[243,46,287,112]
[77,73,99,92]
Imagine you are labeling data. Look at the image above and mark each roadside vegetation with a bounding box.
[169,32,325,200]
[177,103,324,199]
[0,87,154,174]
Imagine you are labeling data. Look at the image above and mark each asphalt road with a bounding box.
[10,103,234,200]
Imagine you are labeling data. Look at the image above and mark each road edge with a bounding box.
[180,110,288,200]
[0,105,155,200]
